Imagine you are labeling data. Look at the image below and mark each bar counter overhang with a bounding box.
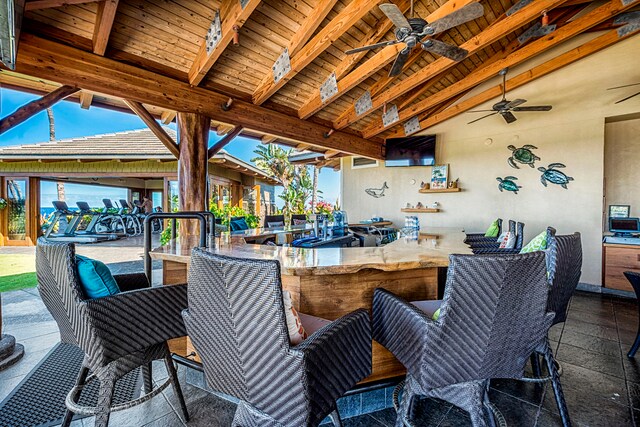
[151,227,472,382]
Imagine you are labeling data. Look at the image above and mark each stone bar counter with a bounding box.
[151,227,471,382]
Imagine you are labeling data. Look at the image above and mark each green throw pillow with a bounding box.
[432,308,441,321]
[520,231,548,254]
[76,255,120,299]
[484,220,500,237]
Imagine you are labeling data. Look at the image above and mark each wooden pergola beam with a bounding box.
[252,0,380,105]
[12,34,384,159]
[188,0,261,86]
[287,0,338,57]
[297,0,479,119]
[261,134,278,144]
[93,0,118,55]
[389,24,640,137]
[79,91,93,109]
[123,99,180,159]
[208,126,243,159]
[0,84,78,134]
[25,0,100,11]
[365,0,639,138]
[332,0,570,130]
[160,110,176,124]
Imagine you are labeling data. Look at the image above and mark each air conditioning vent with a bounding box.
[351,157,378,169]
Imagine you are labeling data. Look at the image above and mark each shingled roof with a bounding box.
[0,128,279,185]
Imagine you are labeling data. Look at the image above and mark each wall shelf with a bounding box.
[418,187,461,193]
[401,208,440,213]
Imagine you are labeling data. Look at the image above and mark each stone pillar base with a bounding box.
[0,334,25,371]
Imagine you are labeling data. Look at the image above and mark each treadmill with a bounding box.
[76,201,119,241]
[43,201,112,243]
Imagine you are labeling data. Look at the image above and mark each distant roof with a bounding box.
[289,150,341,171]
[0,128,279,185]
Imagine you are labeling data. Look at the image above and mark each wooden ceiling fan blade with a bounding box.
[467,109,496,113]
[345,40,398,55]
[608,82,640,90]
[512,106,552,111]
[506,99,527,108]
[389,49,410,77]
[379,3,411,30]
[428,2,484,35]
[421,39,468,61]
[501,111,518,123]
[468,112,498,124]
[615,91,640,104]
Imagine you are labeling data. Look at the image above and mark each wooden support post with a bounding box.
[27,177,40,243]
[177,112,209,238]
[254,184,261,217]
[0,85,78,134]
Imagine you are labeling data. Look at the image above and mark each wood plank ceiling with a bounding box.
[2,0,639,160]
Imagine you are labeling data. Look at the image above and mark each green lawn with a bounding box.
[0,254,37,293]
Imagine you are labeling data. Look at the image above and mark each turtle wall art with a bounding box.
[538,163,574,189]
[497,176,522,194]
[507,144,540,169]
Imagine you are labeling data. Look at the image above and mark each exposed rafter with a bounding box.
[93,0,118,56]
[161,110,176,125]
[388,24,640,136]
[332,0,570,130]
[252,0,380,105]
[365,0,639,138]
[25,0,99,11]
[79,91,93,109]
[0,84,78,134]
[123,99,180,158]
[297,0,480,120]
[261,134,278,144]
[208,126,243,158]
[287,0,338,57]
[188,0,262,86]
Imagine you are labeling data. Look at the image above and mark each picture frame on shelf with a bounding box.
[430,164,448,190]
[609,204,630,219]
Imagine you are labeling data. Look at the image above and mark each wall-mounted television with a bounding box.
[385,135,436,167]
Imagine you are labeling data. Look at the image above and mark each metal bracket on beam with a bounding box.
[518,22,556,45]
[205,10,222,54]
[272,48,291,84]
[382,104,399,128]
[615,11,640,37]
[404,116,421,136]
[320,72,339,103]
[506,0,533,17]
[240,0,250,8]
[355,90,373,116]
[621,0,637,7]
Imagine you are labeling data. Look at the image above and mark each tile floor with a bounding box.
[1,288,639,426]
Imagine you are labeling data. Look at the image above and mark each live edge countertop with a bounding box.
[150,227,472,276]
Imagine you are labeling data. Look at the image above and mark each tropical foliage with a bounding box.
[209,204,260,228]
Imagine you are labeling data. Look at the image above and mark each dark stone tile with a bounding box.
[142,411,186,427]
[436,405,471,427]
[180,388,236,427]
[626,381,640,409]
[556,343,624,379]
[618,327,639,347]
[337,392,362,418]
[557,362,627,406]
[361,387,388,413]
[548,324,564,342]
[342,414,388,427]
[559,328,622,357]
[367,407,398,426]
[411,397,451,426]
[489,389,540,427]
[622,356,640,384]
[108,391,174,427]
[490,378,546,406]
[534,408,564,426]
[566,308,617,329]
[563,318,618,342]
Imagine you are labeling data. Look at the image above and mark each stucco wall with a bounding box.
[343,34,640,286]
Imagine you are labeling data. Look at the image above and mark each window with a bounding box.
[351,157,379,169]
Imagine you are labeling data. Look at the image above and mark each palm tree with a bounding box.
[46,107,65,201]
[252,144,296,216]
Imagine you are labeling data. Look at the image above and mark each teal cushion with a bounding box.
[520,231,548,254]
[76,255,120,299]
[484,220,499,237]
[230,218,249,231]
[432,308,441,321]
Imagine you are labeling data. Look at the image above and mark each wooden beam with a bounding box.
[366,0,639,138]
[161,110,176,124]
[208,126,243,159]
[287,0,338,57]
[123,99,180,159]
[79,91,93,109]
[93,0,118,55]
[15,34,384,159]
[261,134,278,144]
[252,0,380,105]
[0,84,78,134]
[324,150,339,159]
[216,123,235,136]
[25,0,99,11]
[188,0,261,86]
[332,0,570,130]
[297,0,479,119]
[390,25,640,136]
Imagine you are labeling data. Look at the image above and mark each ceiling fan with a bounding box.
[607,83,640,104]
[344,1,485,77]
[467,68,552,124]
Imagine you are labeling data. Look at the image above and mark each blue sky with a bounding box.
[1,87,340,207]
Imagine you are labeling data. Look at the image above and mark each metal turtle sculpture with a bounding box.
[496,176,522,194]
[538,163,574,189]
[507,144,540,169]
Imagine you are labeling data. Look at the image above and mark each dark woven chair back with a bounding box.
[545,228,582,325]
[36,239,86,347]
[291,214,307,222]
[496,218,503,235]
[421,252,553,388]
[514,222,525,249]
[507,220,516,234]
[183,249,307,423]
[264,215,285,227]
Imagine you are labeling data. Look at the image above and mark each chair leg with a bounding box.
[328,409,343,427]
[543,344,572,427]
[142,362,153,394]
[530,352,542,377]
[395,378,416,427]
[165,355,190,423]
[94,375,116,427]
[61,366,90,427]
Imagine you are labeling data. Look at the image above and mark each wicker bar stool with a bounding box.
[183,249,372,427]
[35,238,190,427]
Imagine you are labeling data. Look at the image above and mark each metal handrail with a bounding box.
[143,211,215,283]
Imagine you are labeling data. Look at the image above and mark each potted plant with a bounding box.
[7,199,26,240]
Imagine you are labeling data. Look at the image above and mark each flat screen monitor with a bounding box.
[385,135,436,167]
[609,217,640,235]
